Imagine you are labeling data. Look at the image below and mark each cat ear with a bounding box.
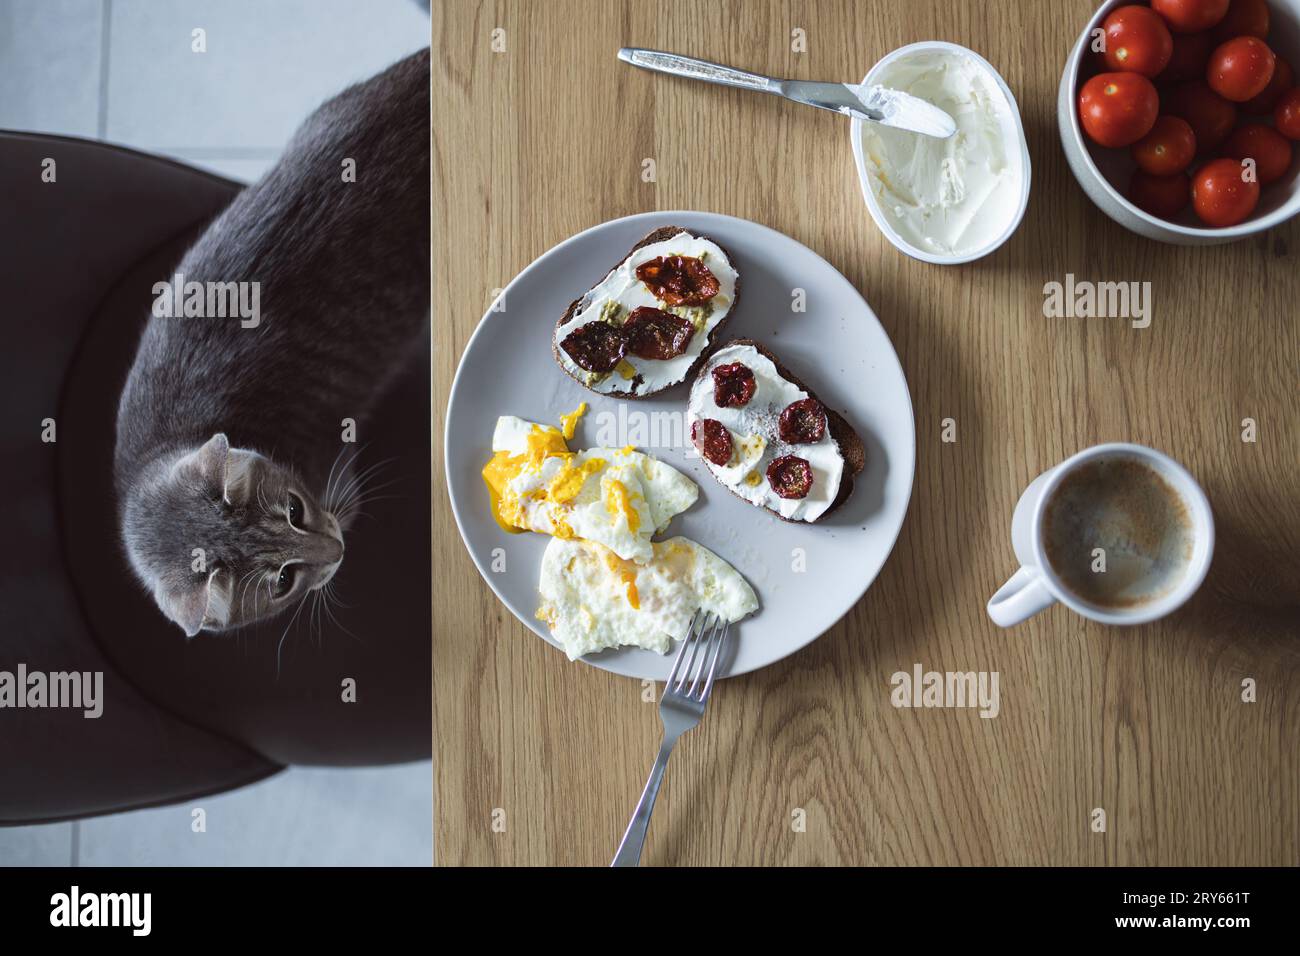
[175,433,230,496]
[223,449,259,503]
[194,432,230,485]
[155,574,213,639]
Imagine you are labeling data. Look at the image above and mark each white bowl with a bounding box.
[1058,0,1300,244]
[850,41,1032,265]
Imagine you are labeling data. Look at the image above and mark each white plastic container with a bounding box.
[850,41,1032,265]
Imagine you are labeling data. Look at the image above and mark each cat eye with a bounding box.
[287,493,304,528]
[274,564,298,599]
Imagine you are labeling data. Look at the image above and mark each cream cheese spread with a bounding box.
[858,49,1019,258]
[687,343,844,523]
[554,231,737,395]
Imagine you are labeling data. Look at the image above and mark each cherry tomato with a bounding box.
[1079,72,1160,147]
[1221,122,1294,183]
[1132,115,1198,173]
[1103,5,1174,77]
[1165,80,1238,150]
[1192,157,1261,225]
[1241,56,1292,113]
[1211,0,1271,42]
[1129,169,1192,218]
[1152,0,1230,33]
[1162,31,1214,82]
[1275,87,1300,139]
[1208,36,1276,101]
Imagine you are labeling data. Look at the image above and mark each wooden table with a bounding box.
[433,0,1300,866]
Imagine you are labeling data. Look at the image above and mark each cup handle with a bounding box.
[987,567,1056,628]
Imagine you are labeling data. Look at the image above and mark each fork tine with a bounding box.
[666,609,704,689]
[686,613,722,696]
[673,611,709,693]
[698,619,730,701]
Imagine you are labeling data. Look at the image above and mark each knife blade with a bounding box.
[781,80,958,139]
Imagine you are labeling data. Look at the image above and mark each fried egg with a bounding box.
[536,536,759,659]
[482,414,698,564]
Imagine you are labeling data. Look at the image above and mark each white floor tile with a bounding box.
[0,822,74,867]
[0,0,104,136]
[77,763,432,866]
[105,0,428,153]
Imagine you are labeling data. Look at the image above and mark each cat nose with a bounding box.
[304,532,343,566]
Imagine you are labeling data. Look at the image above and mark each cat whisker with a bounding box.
[311,589,327,648]
[322,444,349,512]
[323,443,376,512]
[235,566,262,617]
[323,578,355,610]
[320,580,362,643]
[332,472,403,524]
[334,484,403,516]
[335,494,405,523]
[275,590,311,679]
[329,455,397,513]
[324,442,371,511]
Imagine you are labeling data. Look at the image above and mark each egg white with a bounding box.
[489,416,698,563]
[537,536,759,660]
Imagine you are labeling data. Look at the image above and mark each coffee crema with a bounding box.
[1041,457,1194,610]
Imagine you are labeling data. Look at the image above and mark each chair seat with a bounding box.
[0,132,429,823]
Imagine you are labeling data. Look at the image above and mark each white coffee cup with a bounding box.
[987,443,1214,627]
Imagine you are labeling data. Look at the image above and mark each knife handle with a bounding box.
[617,47,774,93]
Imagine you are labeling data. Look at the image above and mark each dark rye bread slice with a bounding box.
[690,338,865,523]
[552,226,741,399]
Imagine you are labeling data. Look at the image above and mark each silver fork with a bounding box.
[610,610,730,867]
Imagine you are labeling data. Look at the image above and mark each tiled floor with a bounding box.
[2,764,433,867]
[0,0,430,181]
[0,0,431,866]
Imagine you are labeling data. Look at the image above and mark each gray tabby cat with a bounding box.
[115,49,430,637]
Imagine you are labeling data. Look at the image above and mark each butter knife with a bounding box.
[617,47,956,139]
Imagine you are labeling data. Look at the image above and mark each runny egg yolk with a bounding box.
[603,549,640,609]
[560,402,587,440]
[482,424,571,532]
[603,478,640,534]
[547,457,606,504]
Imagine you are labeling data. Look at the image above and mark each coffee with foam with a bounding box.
[1041,457,1195,610]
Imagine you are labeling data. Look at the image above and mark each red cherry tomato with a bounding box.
[1221,122,1294,183]
[1079,72,1161,147]
[1208,36,1276,101]
[1165,80,1238,150]
[1211,0,1271,42]
[1162,31,1214,82]
[1132,115,1198,173]
[1192,157,1261,225]
[1103,5,1174,77]
[1241,56,1292,113]
[1275,87,1300,139]
[1129,169,1192,219]
[1152,0,1230,33]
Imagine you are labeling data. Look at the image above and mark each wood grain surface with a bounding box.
[433,0,1300,866]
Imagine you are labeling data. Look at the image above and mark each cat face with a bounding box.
[123,433,344,637]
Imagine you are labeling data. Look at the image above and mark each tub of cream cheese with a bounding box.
[850,42,1030,265]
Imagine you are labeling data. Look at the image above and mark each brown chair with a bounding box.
[0,131,430,825]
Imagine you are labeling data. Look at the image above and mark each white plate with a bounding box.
[445,211,915,679]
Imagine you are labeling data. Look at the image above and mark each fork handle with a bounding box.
[611,735,679,867]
